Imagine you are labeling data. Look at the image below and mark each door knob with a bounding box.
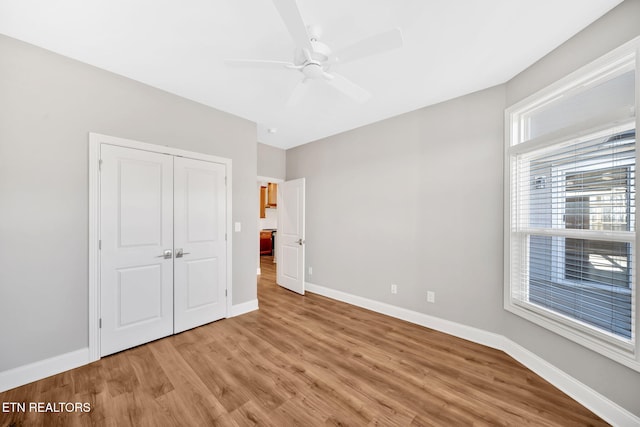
[296,238,304,246]
[156,250,173,259]
[175,248,191,258]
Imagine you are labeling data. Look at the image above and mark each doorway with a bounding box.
[257,176,283,276]
[256,176,306,295]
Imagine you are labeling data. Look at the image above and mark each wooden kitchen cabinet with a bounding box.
[267,183,277,207]
[260,186,266,218]
[260,231,273,255]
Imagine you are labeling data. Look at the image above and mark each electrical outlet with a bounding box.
[391,284,398,294]
[427,291,435,303]
[308,267,313,275]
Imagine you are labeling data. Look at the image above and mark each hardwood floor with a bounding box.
[1,255,606,426]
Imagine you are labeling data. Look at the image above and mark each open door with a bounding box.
[277,178,305,294]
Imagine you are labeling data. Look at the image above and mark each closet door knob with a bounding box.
[175,248,191,258]
[156,250,173,259]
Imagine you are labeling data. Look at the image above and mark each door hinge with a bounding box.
[98,159,102,171]
[98,240,101,250]
[99,318,102,329]
[225,233,227,241]
[225,289,227,297]
[225,176,227,185]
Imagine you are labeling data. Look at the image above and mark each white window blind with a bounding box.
[506,39,640,369]
[512,128,635,344]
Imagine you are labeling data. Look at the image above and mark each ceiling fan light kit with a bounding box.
[226,0,404,107]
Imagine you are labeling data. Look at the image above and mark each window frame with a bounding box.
[504,36,640,372]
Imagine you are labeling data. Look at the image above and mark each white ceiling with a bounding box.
[0,0,623,149]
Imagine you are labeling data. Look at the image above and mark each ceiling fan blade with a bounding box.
[330,28,403,65]
[326,73,371,103]
[225,59,297,69]
[285,79,310,107]
[272,0,313,51]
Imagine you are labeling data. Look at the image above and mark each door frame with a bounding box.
[88,133,233,362]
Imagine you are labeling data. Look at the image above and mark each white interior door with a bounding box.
[174,157,227,333]
[277,178,305,294]
[99,145,174,357]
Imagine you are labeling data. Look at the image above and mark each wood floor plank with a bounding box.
[228,400,279,427]
[126,346,174,400]
[148,338,230,422]
[0,255,608,426]
[178,340,253,413]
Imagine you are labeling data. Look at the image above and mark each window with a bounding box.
[526,133,634,340]
[505,38,640,371]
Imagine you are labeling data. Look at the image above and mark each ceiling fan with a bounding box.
[227,0,404,106]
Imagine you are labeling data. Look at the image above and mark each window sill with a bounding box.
[505,299,640,373]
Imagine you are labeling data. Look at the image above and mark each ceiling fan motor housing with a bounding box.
[302,62,324,79]
[310,40,331,62]
[294,39,331,66]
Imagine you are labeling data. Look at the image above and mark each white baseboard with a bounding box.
[502,341,640,427]
[0,348,90,393]
[230,299,259,317]
[305,282,506,349]
[306,281,640,427]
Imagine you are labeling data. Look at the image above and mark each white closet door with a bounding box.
[100,144,174,357]
[173,157,227,333]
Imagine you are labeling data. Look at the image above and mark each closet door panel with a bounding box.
[99,144,174,356]
[174,157,227,332]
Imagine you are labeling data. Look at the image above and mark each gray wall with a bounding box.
[286,0,640,416]
[257,142,286,180]
[287,85,506,333]
[0,35,258,372]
